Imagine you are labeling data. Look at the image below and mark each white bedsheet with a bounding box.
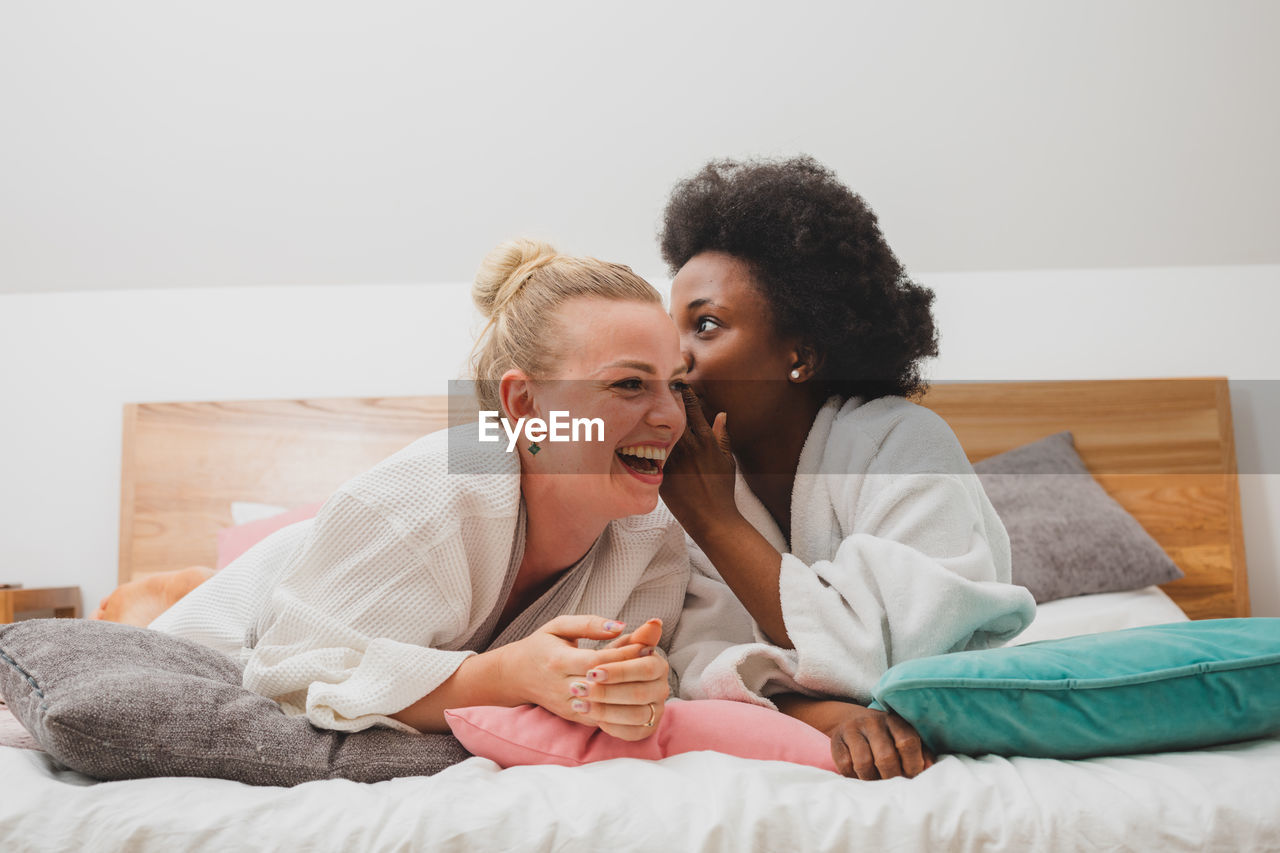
[3,735,1279,852]
[1008,585,1190,646]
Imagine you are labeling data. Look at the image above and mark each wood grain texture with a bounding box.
[121,397,452,583]
[118,404,138,585]
[119,379,1248,620]
[0,587,82,622]
[918,378,1248,618]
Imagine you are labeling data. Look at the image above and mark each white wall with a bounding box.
[1,1,1278,293]
[2,266,1277,619]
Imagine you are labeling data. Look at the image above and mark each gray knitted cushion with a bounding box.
[0,618,470,785]
[974,431,1184,604]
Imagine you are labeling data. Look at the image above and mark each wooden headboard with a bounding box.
[119,378,1248,620]
[119,397,453,585]
[920,379,1247,620]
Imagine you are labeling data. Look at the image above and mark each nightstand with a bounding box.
[0,586,82,623]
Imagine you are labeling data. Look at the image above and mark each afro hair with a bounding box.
[660,155,938,401]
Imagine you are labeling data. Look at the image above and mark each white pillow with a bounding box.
[1006,585,1189,646]
[229,502,289,525]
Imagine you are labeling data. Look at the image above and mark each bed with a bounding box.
[3,378,1278,852]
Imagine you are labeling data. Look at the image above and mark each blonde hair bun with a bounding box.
[469,237,661,414]
[472,238,560,319]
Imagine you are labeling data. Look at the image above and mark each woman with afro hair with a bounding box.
[660,156,1035,780]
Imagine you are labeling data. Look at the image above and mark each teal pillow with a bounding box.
[871,619,1280,759]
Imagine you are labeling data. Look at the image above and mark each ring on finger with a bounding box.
[643,702,657,727]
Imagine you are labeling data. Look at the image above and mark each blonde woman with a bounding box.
[152,240,690,742]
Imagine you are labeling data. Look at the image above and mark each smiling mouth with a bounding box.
[615,444,668,476]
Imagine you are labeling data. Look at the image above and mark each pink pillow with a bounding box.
[215,501,325,569]
[444,699,838,772]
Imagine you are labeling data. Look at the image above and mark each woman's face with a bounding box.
[517,297,688,519]
[669,251,799,447]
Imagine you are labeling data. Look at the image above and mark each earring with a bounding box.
[789,369,802,381]
[528,442,541,455]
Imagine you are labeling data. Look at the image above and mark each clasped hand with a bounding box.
[506,615,669,741]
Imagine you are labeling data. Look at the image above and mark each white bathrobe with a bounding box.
[668,395,1036,707]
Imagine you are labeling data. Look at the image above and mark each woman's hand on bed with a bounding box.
[774,695,935,780]
[659,387,740,539]
[827,705,935,780]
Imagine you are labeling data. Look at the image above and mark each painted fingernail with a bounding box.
[570,699,590,714]
[603,621,624,632]
[569,681,589,697]
[638,647,655,657]
[586,669,606,682]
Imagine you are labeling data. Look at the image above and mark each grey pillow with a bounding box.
[974,431,1184,604]
[0,618,470,785]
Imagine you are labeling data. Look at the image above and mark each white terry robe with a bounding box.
[668,394,1036,707]
[151,425,690,733]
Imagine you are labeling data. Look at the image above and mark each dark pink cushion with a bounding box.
[215,502,324,569]
[444,699,838,771]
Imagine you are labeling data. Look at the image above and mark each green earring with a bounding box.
[528,442,541,455]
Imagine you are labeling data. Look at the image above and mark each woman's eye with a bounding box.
[669,380,690,394]
[613,378,644,391]
[694,316,720,334]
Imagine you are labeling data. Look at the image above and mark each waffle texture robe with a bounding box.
[151,426,690,733]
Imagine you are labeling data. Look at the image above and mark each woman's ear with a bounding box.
[497,369,538,422]
[788,343,824,382]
